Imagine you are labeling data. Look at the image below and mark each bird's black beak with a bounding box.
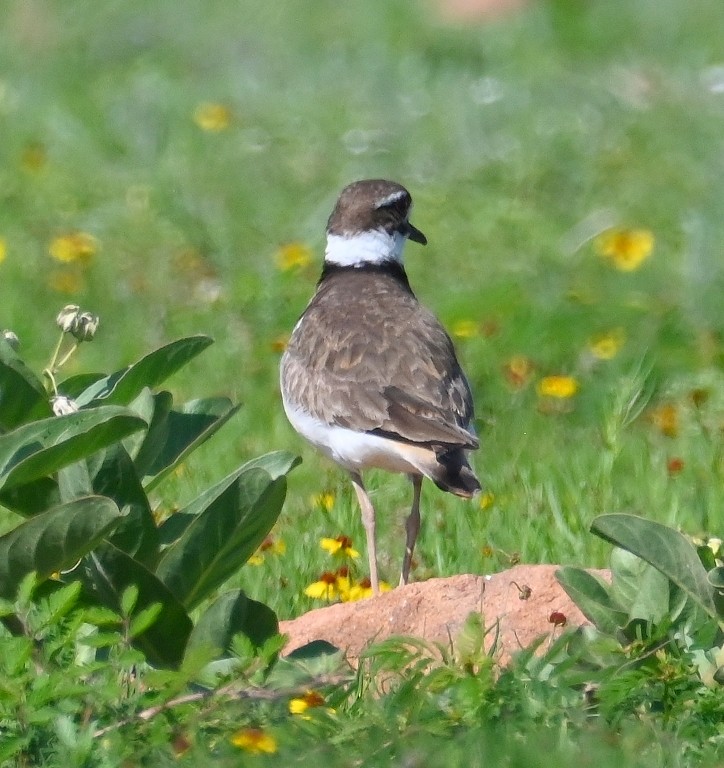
[405,221,427,245]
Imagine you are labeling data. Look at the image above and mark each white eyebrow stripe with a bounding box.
[374,190,407,209]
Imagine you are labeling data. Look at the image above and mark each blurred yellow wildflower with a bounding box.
[596,228,654,271]
[276,242,312,271]
[320,535,360,559]
[289,690,326,716]
[304,571,339,600]
[479,491,495,510]
[588,328,626,360]
[248,536,286,565]
[230,727,277,754]
[193,102,232,132]
[49,232,98,265]
[452,319,479,339]
[344,577,391,602]
[0,238,6,264]
[537,375,579,399]
[310,491,335,511]
[47,270,85,294]
[648,403,678,437]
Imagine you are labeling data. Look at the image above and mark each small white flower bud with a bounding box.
[51,395,80,416]
[70,311,100,342]
[56,305,81,333]
[1,330,20,350]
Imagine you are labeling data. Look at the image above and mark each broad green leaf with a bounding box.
[83,543,192,668]
[186,589,278,656]
[609,548,670,624]
[0,496,123,599]
[141,397,240,491]
[58,372,106,399]
[129,390,173,474]
[74,335,214,407]
[555,566,628,636]
[156,468,287,610]
[0,339,51,429]
[0,406,147,491]
[158,451,300,545]
[90,444,159,566]
[0,477,60,517]
[591,514,719,620]
[57,461,93,502]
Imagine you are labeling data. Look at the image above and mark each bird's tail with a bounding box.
[428,447,481,499]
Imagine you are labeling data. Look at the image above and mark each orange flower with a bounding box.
[304,571,339,600]
[649,403,678,437]
[666,457,684,475]
[537,375,578,399]
[503,355,534,389]
[596,228,654,271]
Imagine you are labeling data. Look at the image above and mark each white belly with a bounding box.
[282,394,426,476]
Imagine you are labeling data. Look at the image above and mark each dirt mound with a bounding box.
[280,564,607,666]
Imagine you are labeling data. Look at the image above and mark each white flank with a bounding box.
[281,396,430,476]
[324,229,406,268]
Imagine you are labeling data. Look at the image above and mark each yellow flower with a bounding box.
[648,403,678,437]
[588,328,626,360]
[320,535,360,559]
[479,492,495,510]
[289,690,326,716]
[452,319,479,339]
[344,578,391,602]
[47,269,86,294]
[275,242,312,271]
[304,572,339,600]
[247,553,264,566]
[537,375,579,399]
[0,238,6,264]
[230,727,277,754]
[49,232,98,265]
[310,491,335,511]
[193,102,232,132]
[596,228,654,271]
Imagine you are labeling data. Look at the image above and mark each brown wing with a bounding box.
[281,269,478,450]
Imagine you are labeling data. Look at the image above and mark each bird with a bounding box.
[280,179,480,595]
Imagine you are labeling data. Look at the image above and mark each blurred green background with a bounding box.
[0,0,722,617]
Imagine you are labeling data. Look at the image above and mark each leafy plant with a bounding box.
[557,513,724,687]
[0,307,299,668]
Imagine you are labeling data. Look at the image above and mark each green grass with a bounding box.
[0,0,723,762]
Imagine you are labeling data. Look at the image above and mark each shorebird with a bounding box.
[280,179,480,594]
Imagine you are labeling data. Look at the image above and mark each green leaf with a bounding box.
[0,496,124,599]
[0,338,51,430]
[609,548,670,625]
[90,444,159,566]
[83,543,192,668]
[158,451,300,545]
[156,468,287,609]
[555,566,628,636]
[0,477,60,517]
[57,461,93,502]
[591,514,719,621]
[0,406,147,491]
[74,335,214,407]
[186,589,278,657]
[141,397,240,490]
